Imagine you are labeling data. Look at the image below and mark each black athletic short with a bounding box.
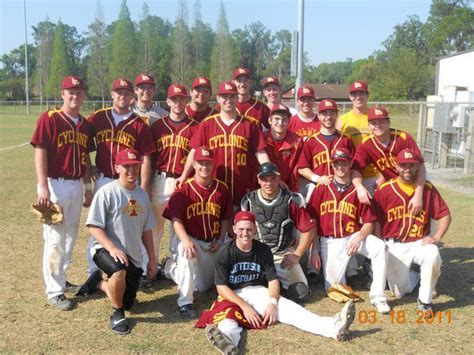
[93,248,143,310]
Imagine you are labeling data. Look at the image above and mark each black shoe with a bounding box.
[110,309,131,335]
[177,304,197,319]
[307,272,321,286]
[160,256,172,279]
[346,275,365,290]
[75,270,102,296]
[139,275,153,289]
[65,281,81,294]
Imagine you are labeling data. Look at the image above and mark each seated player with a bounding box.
[203,211,356,354]
[85,149,157,335]
[241,163,316,302]
[162,146,233,318]
[373,149,451,313]
[307,148,390,314]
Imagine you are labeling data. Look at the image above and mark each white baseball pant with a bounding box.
[41,178,83,299]
[86,174,114,276]
[320,233,388,301]
[164,238,220,307]
[385,238,441,304]
[273,248,308,289]
[217,285,341,347]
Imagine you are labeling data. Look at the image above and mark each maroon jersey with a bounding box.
[263,130,303,192]
[189,114,267,205]
[88,108,156,177]
[185,104,219,123]
[163,178,233,241]
[31,109,95,178]
[352,129,423,180]
[288,113,321,140]
[150,116,198,175]
[297,131,354,177]
[373,179,450,242]
[236,98,270,129]
[307,182,377,237]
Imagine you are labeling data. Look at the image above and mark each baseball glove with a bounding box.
[327,283,363,303]
[31,203,64,225]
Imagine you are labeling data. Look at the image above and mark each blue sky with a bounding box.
[1,0,432,66]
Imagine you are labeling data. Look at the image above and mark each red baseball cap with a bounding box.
[234,211,256,225]
[61,76,86,90]
[116,148,143,165]
[217,82,238,95]
[349,81,368,93]
[135,74,155,86]
[270,104,291,117]
[232,67,251,80]
[297,85,315,99]
[191,76,212,90]
[368,106,390,121]
[112,78,134,92]
[261,76,280,87]
[194,146,215,162]
[167,84,188,98]
[396,149,423,164]
[318,99,338,113]
[331,148,352,162]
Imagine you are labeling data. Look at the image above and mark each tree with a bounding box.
[32,19,55,103]
[170,0,192,85]
[210,0,236,90]
[46,21,73,99]
[264,30,293,90]
[86,0,108,102]
[190,0,214,77]
[0,44,36,100]
[108,0,138,82]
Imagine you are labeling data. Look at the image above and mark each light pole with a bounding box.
[23,0,30,114]
[294,0,304,103]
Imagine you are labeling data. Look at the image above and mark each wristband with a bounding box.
[268,297,278,306]
[310,175,319,183]
[84,183,92,190]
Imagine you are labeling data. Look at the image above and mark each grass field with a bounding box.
[0,111,472,353]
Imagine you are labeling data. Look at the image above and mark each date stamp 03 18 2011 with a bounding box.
[357,309,452,325]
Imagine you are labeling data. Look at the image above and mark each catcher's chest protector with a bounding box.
[245,189,295,253]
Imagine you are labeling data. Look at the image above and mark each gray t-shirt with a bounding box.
[86,180,156,268]
[131,103,169,126]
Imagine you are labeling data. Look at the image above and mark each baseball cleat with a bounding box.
[417,299,434,317]
[372,299,391,314]
[75,270,102,296]
[110,309,131,335]
[334,299,355,341]
[177,303,197,319]
[48,294,74,311]
[205,324,239,355]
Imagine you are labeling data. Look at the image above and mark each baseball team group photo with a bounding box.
[1,0,473,353]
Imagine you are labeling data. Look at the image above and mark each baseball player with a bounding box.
[297,99,354,199]
[131,73,168,126]
[185,76,219,122]
[351,106,426,215]
[263,104,303,192]
[204,211,355,353]
[162,146,233,318]
[241,162,316,302]
[177,81,270,208]
[261,76,297,115]
[232,67,271,130]
[373,149,451,313]
[31,75,94,310]
[85,148,157,335]
[85,78,156,276]
[306,148,390,314]
[149,84,199,267]
[337,81,379,194]
[288,85,321,140]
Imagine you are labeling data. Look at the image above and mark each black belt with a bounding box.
[155,170,180,178]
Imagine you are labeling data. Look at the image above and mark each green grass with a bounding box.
[0,112,472,353]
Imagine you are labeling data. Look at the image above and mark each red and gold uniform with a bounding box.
[236,98,270,130]
[31,109,95,178]
[189,114,266,205]
[88,107,156,178]
[297,131,354,178]
[352,129,422,181]
[288,113,321,140]
[263,130,303,192]
[151,116,198,175]
[185,104,219,123]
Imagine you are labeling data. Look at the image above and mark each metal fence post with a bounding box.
[464,110,474,174]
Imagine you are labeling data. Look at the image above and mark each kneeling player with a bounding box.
[204,211,355,353]
[373,149,451,313]
[85,149,157,334]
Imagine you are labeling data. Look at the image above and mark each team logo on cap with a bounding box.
[173,86,182,93]
[374,109,384,116]
[199,78,206,84]
[225,84,233,90]
[404,151,413,159]
[303,87,311,94]
[201,148,210,156]
[71,78,80,86]
[120,80,128,87]
[325,101,333,107]
[141,75,150,81]
[334,150,344,156]
[267,77,274,82]
[127,151,137,160]
[238,68,246,74]
[277,104,285,110]
[354,82,362,88]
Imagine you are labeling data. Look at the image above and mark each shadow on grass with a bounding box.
[350,327,382,339]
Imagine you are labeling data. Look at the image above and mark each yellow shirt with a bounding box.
[339,110,379,178]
